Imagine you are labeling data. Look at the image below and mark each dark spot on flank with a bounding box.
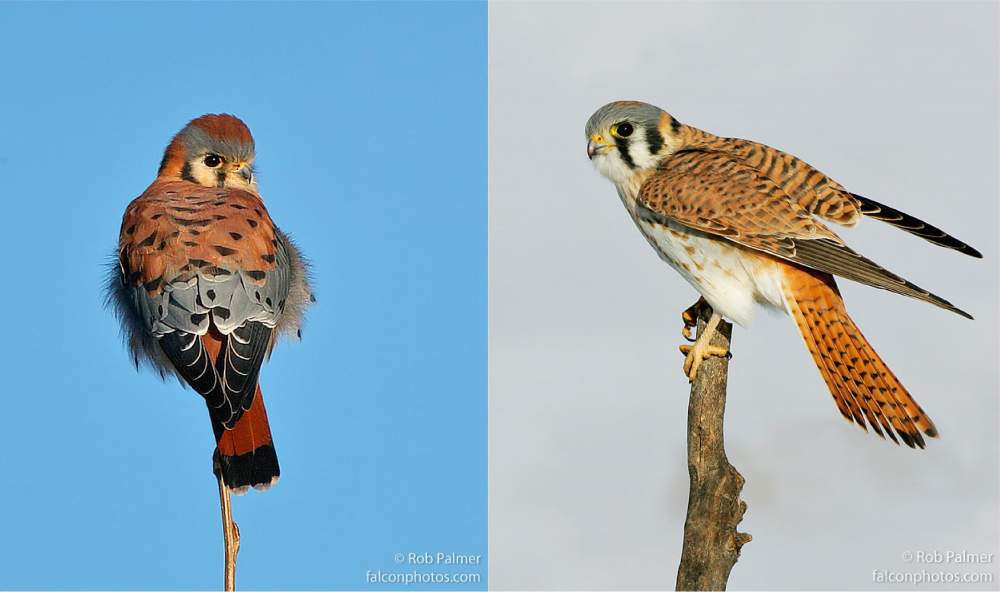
[261,254,275,264]
[214,307,231,320]
[254,291,261,301]
[310,293,316,303]
[206,289,216,300]
[190,312,207,325]
[246,270,266,281]
[143,275,162,292]
[246,218,258,228]
[214,245,237,256]
[229,232,243,241]
[137,231,157,248]
[265,297,273,307]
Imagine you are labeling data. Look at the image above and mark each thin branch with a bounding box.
[218,475,240,591]
[676,305,751,591]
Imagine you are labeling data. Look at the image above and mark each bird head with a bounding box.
[157,114,258,193]
[585,101,684,186]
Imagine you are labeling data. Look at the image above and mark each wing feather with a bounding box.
[636,149,971,318]
[851,193,982,258]
[114,180,299,427]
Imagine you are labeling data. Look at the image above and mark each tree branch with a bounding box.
[218,474,240,591]
[676,305,751,591]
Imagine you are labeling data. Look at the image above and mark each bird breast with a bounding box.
[616,185,787,326]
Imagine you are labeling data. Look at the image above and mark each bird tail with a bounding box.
[211,385,280,494]
[780,265,938,448]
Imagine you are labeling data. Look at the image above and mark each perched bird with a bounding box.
[585,100,981,448]
[108,114,313,492]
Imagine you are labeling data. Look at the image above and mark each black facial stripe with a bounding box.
[614,136,636,169]
[671,116,681,134]
[180,161,195,182]
[646,125,664,155]
[216,170,226,187]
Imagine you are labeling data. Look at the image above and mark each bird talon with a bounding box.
[680,297,707,342]
[679,342,729,381]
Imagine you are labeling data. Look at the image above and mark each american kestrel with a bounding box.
[108,114,313,492]
[585,101,980,448]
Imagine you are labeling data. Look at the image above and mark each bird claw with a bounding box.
[681,297,708,342]
[679,342,730,382]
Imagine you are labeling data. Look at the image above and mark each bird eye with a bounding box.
[613,122,634,138]
[203,154,222,167]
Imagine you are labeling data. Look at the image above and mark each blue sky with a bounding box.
[0,2,486,589]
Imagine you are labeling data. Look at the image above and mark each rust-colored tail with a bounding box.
[211,385,280,494]
[200,332,279,494]
[781,266,938,448]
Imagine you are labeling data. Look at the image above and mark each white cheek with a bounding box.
[593,152,633,185]
[189,162,220,186]
[233,177,257,193]
[626,139,658,169]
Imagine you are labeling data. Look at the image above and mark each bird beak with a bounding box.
[236,162,253,183]
[588,134,610,160]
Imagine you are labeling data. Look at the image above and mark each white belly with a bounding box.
[635,217,787,327]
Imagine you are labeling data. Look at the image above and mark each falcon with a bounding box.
[585,100,981,448]
[108,114,313,492]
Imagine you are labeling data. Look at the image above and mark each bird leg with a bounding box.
[679,310,729,382]
[681,297,709,342]
[218,474,240,592]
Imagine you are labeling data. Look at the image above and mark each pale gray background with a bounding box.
[490,2,999,590]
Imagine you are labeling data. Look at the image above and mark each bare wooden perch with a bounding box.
[676,305,751,591]
[218,475,240,591]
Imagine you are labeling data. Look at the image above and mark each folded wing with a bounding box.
[636,149,972,318]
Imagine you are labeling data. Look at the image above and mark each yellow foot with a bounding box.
[679,341,729,382]
[681,297,708,342]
